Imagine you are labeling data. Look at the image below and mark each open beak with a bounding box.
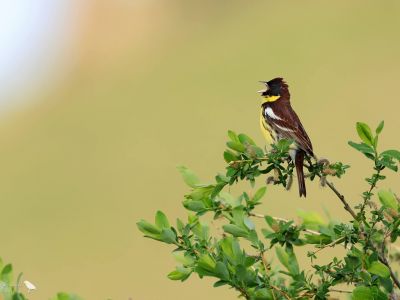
[257,81,268,94]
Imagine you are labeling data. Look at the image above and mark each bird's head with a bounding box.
[258,77,289,103]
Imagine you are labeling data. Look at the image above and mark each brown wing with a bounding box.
[264,103,314,156]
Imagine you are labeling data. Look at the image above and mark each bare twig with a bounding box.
[329,288,352,294]
[323,179,358,220]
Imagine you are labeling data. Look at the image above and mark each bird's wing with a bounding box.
[264,105,313,156]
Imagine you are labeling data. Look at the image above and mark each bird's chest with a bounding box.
[259,107,279,143]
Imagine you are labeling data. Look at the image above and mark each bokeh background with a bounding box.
[0,1,399,299]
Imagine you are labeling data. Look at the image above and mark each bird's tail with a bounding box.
[295,150,306,197]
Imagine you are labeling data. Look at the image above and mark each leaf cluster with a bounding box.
[138,121,400,299]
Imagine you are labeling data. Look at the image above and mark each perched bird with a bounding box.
[258,78,313,197]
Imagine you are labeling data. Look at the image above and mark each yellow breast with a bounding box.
[259,111,275,145]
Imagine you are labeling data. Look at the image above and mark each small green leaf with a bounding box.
[252,186,267,203]
[197,254,216,273]
[177,166,200,188]
[223,150,238,163]
[172,252,195,266]
[356,122,374,146]
[367,261,390,278]
[276,246,299,275]
[238,133,255,145]
[376,120,384,135]
[378,189,399,211]
[222,224,249,238]
[160,228,177,244]
[136,220,160,234]
[297,210,326,229]
[352,286,373,300]
[381,150,400,161]
[226,141,246,152]
[167,266,191,281]
[348,141,374,155]
[1,264,12,284]
[215,262,230,280]
[228,130,240,143]
[155,211,170,229]
[182,200,206,212]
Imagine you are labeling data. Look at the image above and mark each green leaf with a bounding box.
[182,200,206,212]
[222,224,249,238]
[297,210,326,229]
[238,133,255,145]
[352,286,373,300]
[177,165,200,188]
[160,228,177,244]
[348,141,374,155]
[276,139,293,151]
[167,266,191,281]
[252,186,267,203]
[275,246,299,275]
[155,211,170,229]
[378,189,399,211]
[136,220,161,236]
[215,262,230,280]
[381,150,400,161]
[12,293,27,300]
[376,120,384,135]
[228,130,240,143]
[223,150,238,163]
[53,293,83,300]
[172,252,195,266]
[197,254,216,274]
[367,261,390,278]
[356,122,374,146]
[1,264,12,284]
[226,141,246,152]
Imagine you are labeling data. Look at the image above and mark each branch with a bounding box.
[309,237,345,256]
[321,176,400,289]
[322,178,358,220]
[329,289,352,294]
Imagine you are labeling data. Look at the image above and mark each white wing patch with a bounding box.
[275,123,295,132]
[265,107,282,120]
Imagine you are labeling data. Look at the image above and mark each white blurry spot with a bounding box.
[0,1,83,112]
[23,280,36,291]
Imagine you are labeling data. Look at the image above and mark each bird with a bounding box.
[258,77,314,197]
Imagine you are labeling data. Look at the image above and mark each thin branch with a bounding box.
[329,288,352,294]
[270,285,292,300]
[323,178,358,220]
[379,255,400,289]
[309,237,345,256]
[249,212,320,235]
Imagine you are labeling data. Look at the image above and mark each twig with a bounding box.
[309,237,345,256]
[322,178,358,220]
[329,288,352,294]
[228,157,269,165]
[379,255,400,289]
[270,285,292,300]
[249,213,320,235]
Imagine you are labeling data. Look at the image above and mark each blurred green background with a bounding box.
[0,1,399,299]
